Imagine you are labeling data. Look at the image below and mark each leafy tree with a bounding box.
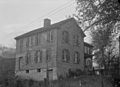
[75,0,120,73]
[75,0,120,31]
[91,26,113,69]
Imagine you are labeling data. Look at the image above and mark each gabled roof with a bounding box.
[15,18,85,40]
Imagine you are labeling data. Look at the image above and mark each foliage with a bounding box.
[0,69,15,87]
[75,0,120,71]
[75,0,120,31]
[68,69,86,78]
[0,45,15,58]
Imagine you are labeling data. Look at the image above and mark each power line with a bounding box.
[28,1,75,29]
[18,0,75,30]
[46,1,75,17]
[27,0,73,24]
[29,1,75,28]
[37,0,74,19]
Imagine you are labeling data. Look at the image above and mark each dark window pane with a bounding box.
[26,70,29,73]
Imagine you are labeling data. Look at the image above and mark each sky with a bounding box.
[0,0,91,48]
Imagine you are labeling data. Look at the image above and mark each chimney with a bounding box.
[44,18,51,27]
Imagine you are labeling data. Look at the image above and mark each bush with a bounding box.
[68,69,86,78]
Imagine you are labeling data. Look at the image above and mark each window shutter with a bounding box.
[38,50,42,63]
[40,50,42,62]
[26,52,30,64]
[34,51,38,63]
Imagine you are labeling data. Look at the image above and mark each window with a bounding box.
[26,70,29,73]
[26,52,31,64]
[62,49,70,62]
[19,39,23,52]
[38,50,42,62]
[62,31,69,43]
[38,34,41,44]
[85,47,90,54]
[34,51,38,63]
[73,35,79,46]
[86,58,91,66]
[74,52,80,64]
[28,36,33,47]
[50,31,54,41]
[47,31,54,42]
[19,57,23,70]
[35,34,39,45]
[31,36,33,46]
[34,50,42,63]
[88,48,92,54]
[37,68,41,72]
[42,33,47,42]
[46,49,51,62]
[26,38,29,47]
[26,53,29,64]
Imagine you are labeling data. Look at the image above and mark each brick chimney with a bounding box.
[44,18,51,27]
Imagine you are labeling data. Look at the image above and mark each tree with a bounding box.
[75,0,120,31]
[91,25,113,70]
[75,0,120,75]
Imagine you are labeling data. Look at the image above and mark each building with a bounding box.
[15,18,85,81]
[84,42,93,73]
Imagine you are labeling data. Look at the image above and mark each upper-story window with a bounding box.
[19,39,23,52]
[62,49,70,62]
[26,36,35,47]
[26,38,29,47]
[74,51,80,64]
[41,33,47,43]
[29,36,33,47]
[35,34,39,46]
[73,35,80,46]
[38,34,41,44]
[46,49,52,62]
[62,31,69,43]
[85,46,91,54]
[34,50,42,63]
[47,30,54,42]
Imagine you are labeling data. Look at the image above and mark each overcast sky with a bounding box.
[0,0,90,48]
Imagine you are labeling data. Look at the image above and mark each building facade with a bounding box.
[84,42,93,73]
[15,18,85,81]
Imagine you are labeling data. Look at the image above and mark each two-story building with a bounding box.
[84,42,93,73]
[15,18,85,81]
